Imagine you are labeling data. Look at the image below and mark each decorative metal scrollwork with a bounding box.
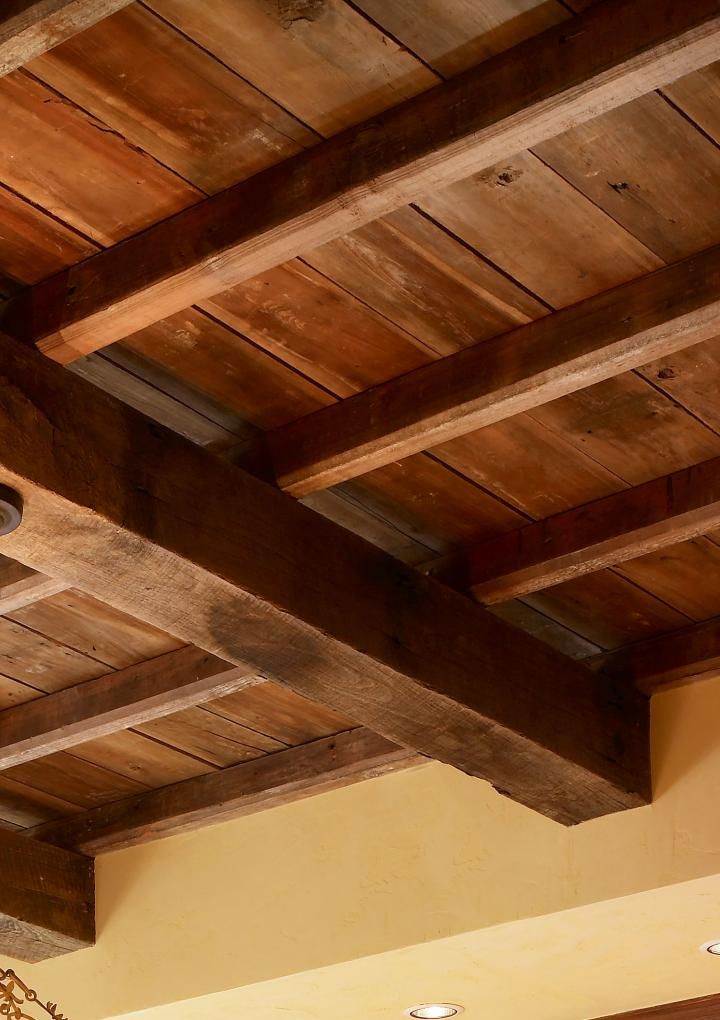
[0,969,68,1020]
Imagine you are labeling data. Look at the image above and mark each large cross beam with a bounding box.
[0,329,649,825]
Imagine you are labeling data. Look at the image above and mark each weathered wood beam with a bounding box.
[438,455,720,604]
[594,616,720,694]
[0,646,260,769]
[0,555,69,614]
[28,728,422,854]
[0,828,93,961]
[267,247,720,495]
[0,0,133,77]
[5,0,720,363]
[0,329,649,824]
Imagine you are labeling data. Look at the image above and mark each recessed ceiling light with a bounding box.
[405,1005,464,1019]
[701,941,720,955]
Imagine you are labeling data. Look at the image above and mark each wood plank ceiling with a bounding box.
[0,1,718,952]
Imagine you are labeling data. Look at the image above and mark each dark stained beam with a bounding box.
[590,992,720,1020]
[0,554,69,613]
[0,646,261,769]
[267,247,720,495]
[29,728,422,854]
[5,0,720,362]
[0,828,94,961]
[439,455,720,604]
[0,0,133,77]
[594,616,720,694]
[0,328,649,824]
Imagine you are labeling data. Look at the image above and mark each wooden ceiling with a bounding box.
[1,0,720,963]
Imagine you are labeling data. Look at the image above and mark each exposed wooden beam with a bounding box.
[0,328,649,824]
[0,828,93,961]
[594,616,720,694]
[0,646,261,770]
[0,0,133,77]
[6,0,720,363]
[28,728,422,854]
[267,247,720,495]
[436,455,720,604]
[592,992,720,1020]
[0,555,69,614]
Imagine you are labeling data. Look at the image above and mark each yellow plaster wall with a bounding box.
[9,675,720,1020]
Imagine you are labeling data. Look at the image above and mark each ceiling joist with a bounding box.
[266,247,720,494]
[0,328,649,824]
[0,645,260,770]
[29,728,420,855]
[0,554,69,614]
[0,0,133,78]
[437,454,720,604]
[4,0,720,363]
[593,616,720,694]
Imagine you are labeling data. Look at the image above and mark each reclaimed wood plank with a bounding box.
[9,0,720,361]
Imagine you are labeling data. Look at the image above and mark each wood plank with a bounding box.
[420,150,660,310]
[0,556,69,614]
[449,455,720,603]
[349,0,568,77]
[0,617,107,692]
[0,0,132,77]
[0,72,198,249]
[266,246,720,495]
[524,571,688,651]
[616,537,720,622]
[29,728,421,854]
[135,707,285,766]
[0,327,650,823]
[144,0,435,136]
[535,92,720,262]
[8,0,720,361]
[26,3,316,194]
[0,646,260,770]
[6,751,148,809]
[595,615,720,692]
[0,827,93,961]
[7,588,182,669]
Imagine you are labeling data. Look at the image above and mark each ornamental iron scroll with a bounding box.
[0,969,68,1020]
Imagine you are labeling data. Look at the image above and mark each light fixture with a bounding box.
[405,1005,464,1019]
[0,967,69,1020]
[701,941,720,956]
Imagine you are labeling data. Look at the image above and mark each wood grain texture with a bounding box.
[29,728,420,854]
[0,646,261,769]
[8,0,720,361]
[0,328,649,824]
[26,3,316,194]
[0,827,93,961]
[267,246,720,495]
[445,456,720,603]
[0,0,132,76]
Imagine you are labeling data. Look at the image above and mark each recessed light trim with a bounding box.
[701,940,720,956]
[405,1005,464,1019]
